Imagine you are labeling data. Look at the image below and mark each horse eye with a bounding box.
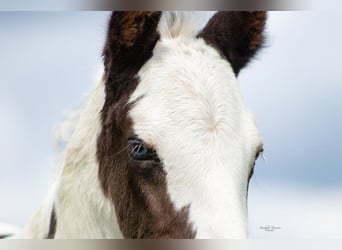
[128,138,160,162]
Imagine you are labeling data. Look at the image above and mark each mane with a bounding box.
[22,73,108,238]
[54,71,105,156]
[158,11,216,39]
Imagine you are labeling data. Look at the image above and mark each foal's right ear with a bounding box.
[102,11,162,81]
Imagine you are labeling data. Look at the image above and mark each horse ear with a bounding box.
[198,11,267,75]
[102,11,162,84]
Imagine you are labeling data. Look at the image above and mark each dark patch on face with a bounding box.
[97,11,196,239]
[46,206,56,239]
[198,11,267,75]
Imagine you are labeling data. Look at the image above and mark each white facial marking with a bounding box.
[129,12,263,239]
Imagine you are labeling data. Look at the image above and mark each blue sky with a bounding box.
[0,12,341,238]
[241,12,342,187]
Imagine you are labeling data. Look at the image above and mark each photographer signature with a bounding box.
[259,225,281,232]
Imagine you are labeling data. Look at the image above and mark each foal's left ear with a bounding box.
[198,11,267,75]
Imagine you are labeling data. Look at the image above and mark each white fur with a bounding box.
[128,12,263,238]
[158,11,216,39]
[21,76,122,239]
[54,77,122,239]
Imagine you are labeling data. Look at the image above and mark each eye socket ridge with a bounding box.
[255,148,264,161]
[249,148,264,183]
[128,138,160,162]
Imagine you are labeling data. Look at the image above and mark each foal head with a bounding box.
[97,11,266,238]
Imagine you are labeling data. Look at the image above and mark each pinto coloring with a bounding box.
[15,11,267,239]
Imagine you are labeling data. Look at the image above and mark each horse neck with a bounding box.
[26,77,123,238]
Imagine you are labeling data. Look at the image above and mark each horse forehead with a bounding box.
[129,38,252,141]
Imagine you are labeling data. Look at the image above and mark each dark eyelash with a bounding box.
[128,137,160,162]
